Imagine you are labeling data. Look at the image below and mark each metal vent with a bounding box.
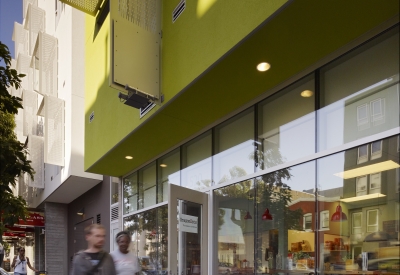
[25,4,45,56]
[17,53,33,91]
[60,0,103,16]
[172,0,185,23]
[96,214,101,224]
[140,102,156,118]
[22,90,38,136]
[28,135,44,188]
[44,96,65,166]
[12,22,29,57]
[111,205,119,222]
[89,111,94,123]
[118,0,159,33]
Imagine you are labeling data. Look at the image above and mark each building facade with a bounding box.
[5,1,112,274]
[63,0,399,274]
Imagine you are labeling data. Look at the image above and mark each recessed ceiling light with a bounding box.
[125,156,133,160]
[160,164,167,168]
[257,62,271,72]
[301,90,314,97]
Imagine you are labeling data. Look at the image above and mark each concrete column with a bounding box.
[45,202,68,274]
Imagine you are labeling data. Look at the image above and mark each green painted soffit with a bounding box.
[86,0,399,176]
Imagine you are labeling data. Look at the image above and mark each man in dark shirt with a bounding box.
[71,224,116,275]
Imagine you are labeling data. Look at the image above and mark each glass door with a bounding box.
[168,184,208,275]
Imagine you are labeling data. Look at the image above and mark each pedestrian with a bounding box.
[0,242,4,268]
[11,247,38,275]
[71,224,116,275]
[110,231,140,275]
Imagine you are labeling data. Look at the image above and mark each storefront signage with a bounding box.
[179,214,198,233]
[18,212,45,226]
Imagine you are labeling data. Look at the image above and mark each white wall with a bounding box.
[28,2,101,208]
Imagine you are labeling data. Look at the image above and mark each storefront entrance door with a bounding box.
[168,184,208,275]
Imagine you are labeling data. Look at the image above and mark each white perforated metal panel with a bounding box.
[39,32,58,97]
[17,53,33,91]
[12,22,29,57]
[22,90,38,136]
[44,96,64,166]
[25,4,45,55]
[15,109,25,143]
[60,0,102,16]
[28,135,44,188]
[118,0,158,33]
[23,0,38,19]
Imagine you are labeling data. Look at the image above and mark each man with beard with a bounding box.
[71,224,116,275]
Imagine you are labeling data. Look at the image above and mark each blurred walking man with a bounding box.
[71,224,116,275]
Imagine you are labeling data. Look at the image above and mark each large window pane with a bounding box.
[318,27,399,151]
[257,75,315,169]
[123,172,138,215]
[158,148,180,202]
[124,205,168,274]
[181,131,212,190]
[214,180,255,274]
[139,162,157,209]
[256,161,316,273]
[214,108,255,184]
[317,135,399,274]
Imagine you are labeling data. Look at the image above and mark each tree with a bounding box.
[0,41,34,243]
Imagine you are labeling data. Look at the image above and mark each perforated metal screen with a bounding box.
[28,135,44,188]
[17,53,33,91]
[22,90,38,136]
[23,0,38,19]
[38,32,58,97]
[25,4,45,55]
[118,0,158,33]
[44,96,64,166]
[13,22,29,58]
[60,0,103,16]
[112,0,161,99]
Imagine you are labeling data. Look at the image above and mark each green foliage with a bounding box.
[0,42,25,114]
[0,41,33,243]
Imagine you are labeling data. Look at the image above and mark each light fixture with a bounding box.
[160,164,167,168]
[244,211,252,220]
[125,156,133,160]
[118,84,158,109]
[77,208,84,216]
[262,208,273,220]
[334,160,399,179]
[301,90,313,97]
[340,193,386,203]
[330,205,347,222]
[257,62,271,72]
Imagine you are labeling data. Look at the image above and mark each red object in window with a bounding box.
[262,208,273,220]
[331,205,348,222]
[244,211,252,220]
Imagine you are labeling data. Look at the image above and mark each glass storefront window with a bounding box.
[139,162,157,209]
[214,180,255,274]
[157,148,180,202]
[318,27,399,151]
[214,108,255,184]
[123,172,138,215]
[257,75,315,170]
[111,177,119,204]
[256,161,316,273]
[317,135,399,274]
[181,131,212,190]
[123,205,168,274]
